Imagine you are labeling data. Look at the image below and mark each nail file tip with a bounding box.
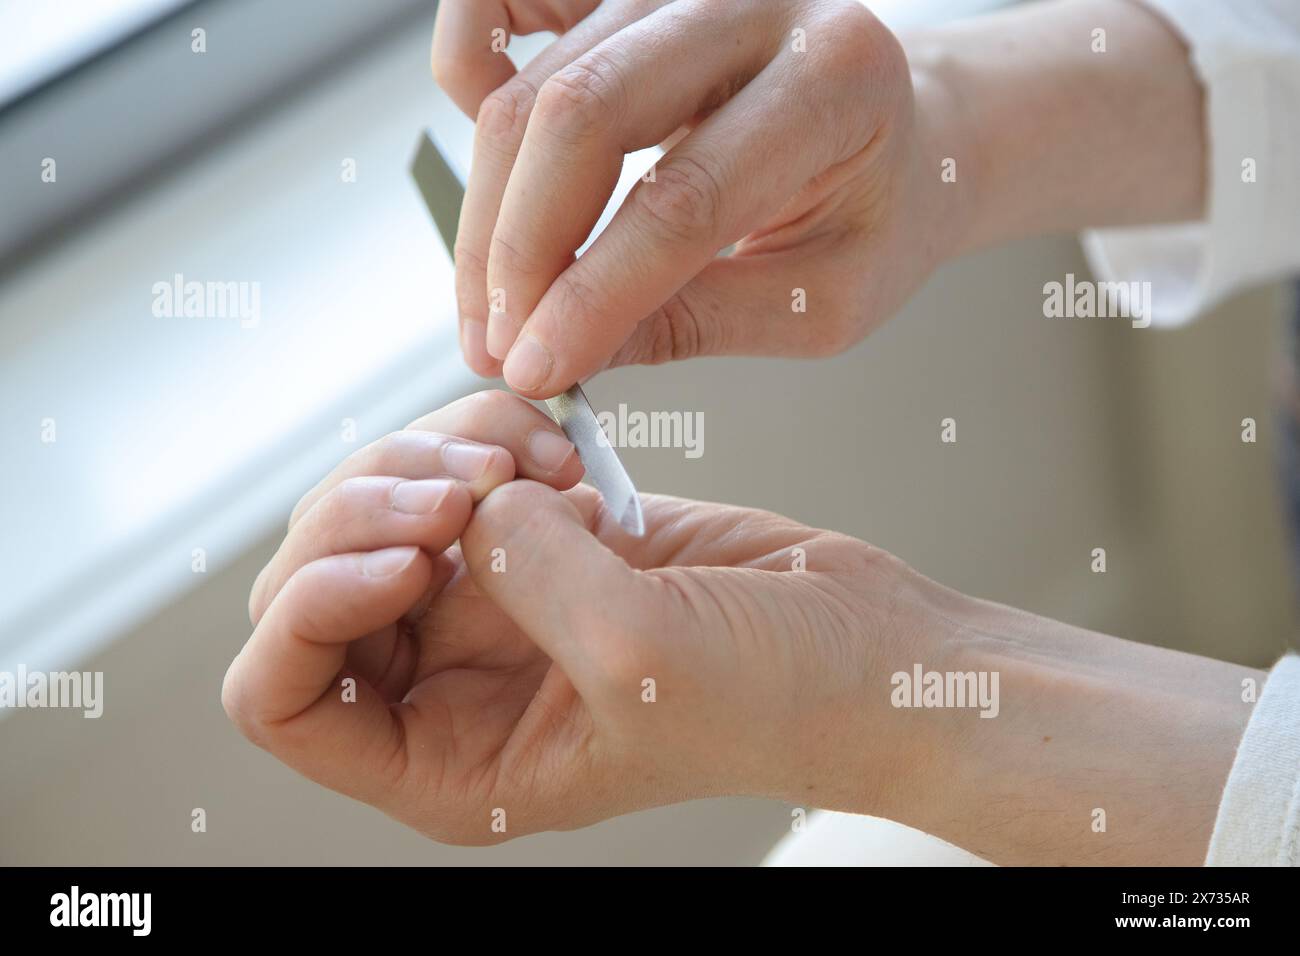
[619,496,646,537]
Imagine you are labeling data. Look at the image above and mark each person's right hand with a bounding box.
[431,0,961,397]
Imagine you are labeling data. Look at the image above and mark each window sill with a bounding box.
[0,24,479,676]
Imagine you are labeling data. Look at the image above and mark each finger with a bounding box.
[433,0,514,374]
[343,551,459,700]
[251,477,472,626]
[505,83,842,395]
[289,390,582,528]
[222,547,432,801]
[431,0,581,119]
[288,432,512,530]
[486,0,782,367]
[462,481,666,690]
[504,23,886,396]
[456,1,640,372]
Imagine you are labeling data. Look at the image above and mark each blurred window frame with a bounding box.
[0,0,430,273]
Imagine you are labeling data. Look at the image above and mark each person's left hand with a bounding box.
[223,390,925,842]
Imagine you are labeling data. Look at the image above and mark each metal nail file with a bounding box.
[409,130,646,536]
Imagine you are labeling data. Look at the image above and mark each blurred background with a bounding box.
[1,0,1294,865]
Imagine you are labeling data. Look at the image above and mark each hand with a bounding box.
[431,0,958,397]
[222,389,920,842]
[223,388,1254,860]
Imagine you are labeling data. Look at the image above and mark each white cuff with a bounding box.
[1206,654,1300,866]
[1082,0,1300,326]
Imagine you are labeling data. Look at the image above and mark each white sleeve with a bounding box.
[1081,0,1300,327]
[761,811,994,866]
[1206,654,1300,866]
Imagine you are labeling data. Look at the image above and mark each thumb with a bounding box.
[461,481,657,686]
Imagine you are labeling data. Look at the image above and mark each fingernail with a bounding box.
[391,479,454,515]
[441,442,495,480]
[527,428,576,472]
[503,335,553,392]
[362,546,419,577]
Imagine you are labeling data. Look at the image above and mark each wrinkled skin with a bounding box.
[223,390,922,843]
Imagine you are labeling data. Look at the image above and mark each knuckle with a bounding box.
[298,484,357,548]
[552,271,610,327]
[589,623,658,697]
[633,156,723,245]
[476,477,552,525]
[333,475,384,514]
[299,489,338,535]
[603,335,643,370]
[642,292,711,364]
[823,0,885,58]
[454,244,488,319]
[467,480,558,554]
[533,56,622,139]
[454,240,490,280]
[431,390,519,438]
[454,266,488,321]
[455,387,517,423]
[821,3,906,93]
[476,80,536,146]
[489,230,546,278]
[798,5,905,159]
[283,565,359,643]
[637,314,678,367]
[665,289,719,360]
[365,430,417,471]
